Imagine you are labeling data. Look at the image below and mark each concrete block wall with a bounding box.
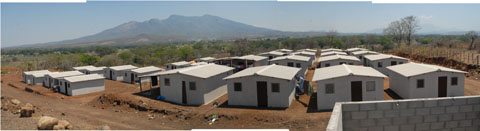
[327,96,480,131]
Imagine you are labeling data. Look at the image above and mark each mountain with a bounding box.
[14,15,324,48]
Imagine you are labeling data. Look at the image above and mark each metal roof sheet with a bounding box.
[299,48,317,53]
[239,55,268,61]
[258,51,286,56]
[276,49,293,52]
[109,65,138,71]
[312,64,387,81]
[364,54,408,61]
[321,48,343,52]
[48,71,84,78]
[131,66,164,73]
[64,74,105,83]
[318,55,361,62]
[72,65,95,70]
[169,61,191,66]
[224,64,300,80]
[292,51,316,56]
[24,70,50,75]
[321,51,348,56]
[346,48,368,52]
[85,66,107,71]
[31,71,57,77]
[386,62,467,77]
[141,64,233,79]
[351,50,377,55]
[270,55,310,62]
[198,57,216,61]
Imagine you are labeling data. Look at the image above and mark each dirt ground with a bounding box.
[2,56,480,130]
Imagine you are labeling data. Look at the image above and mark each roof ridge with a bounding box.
[342,64,353,76]
[415,63,442,72]
[178,64,210,74]
[255,65,275,76]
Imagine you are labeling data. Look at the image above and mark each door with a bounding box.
[438,76,447,97]
[182,81,187,104]
[64,82,68,95]
[109,70,113,80]
[151,76,158,86]
[351,81,363,101]
[256,81,268,107]
[130,73,134,84]
[391,61,397,66]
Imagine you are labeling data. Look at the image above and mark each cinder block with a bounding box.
[453,113,466,121]
[438,99,454,106]
[376,118,392,126]
[408,101,423,108]
[408,116,423,124]
[368,126,383,131]
[453,98,467,106]
[343,111,352,120]
[399,125,414,131]
[343,104,360,112]
[415,108,430,115]
[368,110,383,119]
[431,107,446,114]
[344,119,361,128]
[385,110,400,118]
[474,105,480,112]
[452,128,466,131]
[384,125,399,131]
[392,101,408,110]
[438,114,453,121]
[360,119,375,127]
[400,109,415,117]
[473,119,480,126]
[446,121,459,129]
[376,102,392,110]
[446,106,460,113]
[424,100,438,107]
[360,103,376,111]
[459,120,472,127]
[351,111,367,120]
[459,105,473,113]
[465,112,479,119]
[465,125,478,131]
[430,122,445,130]
[466,97,480,104]
[424,115,438,122]
[415,123,430,131]
[393,117,408,125]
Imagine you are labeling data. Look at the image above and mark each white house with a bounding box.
[59,74,105,96]
[258,51,287,60]
[364,54,409,75]
[320,51,347,57]
[24,71,56,86]
[321,48,343,53]
[72,65,95,72]
[298,48,317,53]
[22,70,50,83]
[276,49,293,54]
[84,66,107,75]
[239,55,269,66]
[313,64,387,110]
[152,64,234,105]
[386,62,466,99]
[104,65,138,81]
[166,61,191,70]
[292,51,316,65]
[224,65,300,108]
[345,47,367,55]
[269,55,311,76]
[196,57,216,63]
[317,55,361,68]
[124,66,164,84]
[45,71,84,88]
[351,50,378,64]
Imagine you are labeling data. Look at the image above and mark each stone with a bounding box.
[53,125,65,130]
[10,99,21,105]
[37,116,59,130]
[100,125,111,130]
[20,105,34,117]
[57,120,72,129]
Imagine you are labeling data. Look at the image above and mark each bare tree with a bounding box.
[326,30,338,47]
[466,31,478,50]
[383,21,404,43]
[383,16,419,45]
[401,16,420,45]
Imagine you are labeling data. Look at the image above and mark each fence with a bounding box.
[395,48,480,66]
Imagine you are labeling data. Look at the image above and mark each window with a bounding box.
[399,62,404,64]
[272,83,280,93]
[296,63,301,68]
[391,61,397,66]
[189,82,196,90]
[164,78,170,86]
[325,63,331,67]
[377,62,383,68]
[349,63,353,65]
[269,56,273,59]
[135,74,137,78]
[68,83,70,88]
[366,81,375,91]
[287,62,294,67]
[339,62,346,65]
[417,79,424,88]
[125,73,127,76]
[234,83,242,92]
[325,84,334,94]
[451,77,458,86]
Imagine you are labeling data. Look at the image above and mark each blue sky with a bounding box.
[2,2,480,47]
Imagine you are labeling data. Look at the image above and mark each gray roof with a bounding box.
[270,55,310,62]
[258,51,286,56]
[292,51,316,56]
[47,71,84,78]
[65,74,105,83]
[24,70,50,75]
[321,51,347,56]
[191,62,209,66]
[109,65,138,71]
[224,64,300,80]
[72,65,95,70]
[141,64,233,79]
[299,48,317,53]
[351,50,377,55]
[85,66,107,71]
[276,49,293,52]
[32,72,57,77]
[131,66,164,73]
[386,62,467,77]
[198,57,216,61]
[239,55,268,61]
[169,61,191,66]
[321,48,343,52]
[312,64,387,81]
[318,55,360,62]
[364,54,408,61]
[346,48,368,52]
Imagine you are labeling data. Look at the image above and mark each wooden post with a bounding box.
[139,77,143,92]
[471,53,474,65]
[477,55,479,65]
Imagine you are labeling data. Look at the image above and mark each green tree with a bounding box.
[177,46,195,61]
[95,46,117,57]
[78,53,100,65]
[118,51,134,64]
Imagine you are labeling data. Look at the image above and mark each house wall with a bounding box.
[366,58,408,76]
[87,70,104,75]
[270,59,309,77]
[388,70,411,98]
[254,59,269,67]
[110,69,131,81]
[333,96,480,131]
[201,70,232,105]
[226,75,296,108]
[26,75,44,86]
[316,76,385,110]
[317,59,361,68]
[68,79,105,96]
[407,72,465,99]
[58,79,68,94]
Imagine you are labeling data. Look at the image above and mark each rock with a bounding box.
[3,107,8,111]
[20,106,34,117]
[25,103,35,113]
[57,120,72,129]
[61,96,64,99]
[11,99,21,105]
[53,125,65,130]
[100,125,111,130]
[37,116,59,130]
